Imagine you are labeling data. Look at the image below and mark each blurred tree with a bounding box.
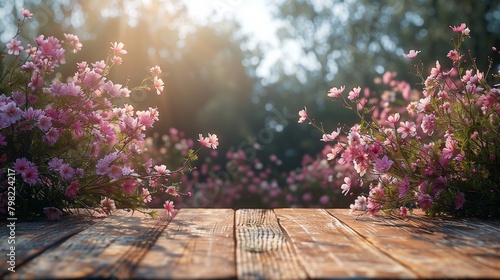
[1,0,264,156]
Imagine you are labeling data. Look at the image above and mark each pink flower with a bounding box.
[387,113,400,125]
[65,180,79,197]
[163,200,175,218]
[373,155,394,173]
[1,101,23,126]
[403,50,421,59]
[150,65,162,74]
[6,39,24,55]
[421,114,436,136]
[154,165,171,175]
[198,133,219,149]
[43,207,63,221]
[100,197,116,215]
[167,186,180,197]
[142,188,152,203]
[298,107,307,123]
[454,192,465,210]
[397,121,417,139]
[63,33,82,53]
[110,42,127,55]
[154,76,164,95]
[121,179,138,195]
[350,195,367,212]
[59,163,75,180]
[417,193,433,209]
[43,127,60,145]
[21,8,33,18]
[447,50,461,61]
[198,134,211,148]
[37,115,52,131]
[348,86,361,100]
[341,176,351,196]
[450,23,466,33]
[327,86,345,98]
[400,206,408,217]
[320,128,341,142]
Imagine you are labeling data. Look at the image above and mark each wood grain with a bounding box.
[235,209,307,280]
[134,208,235,279]
[0,215,95,277]
[7,209,169,279]
[328,209,500,279]
[274,208,416,278]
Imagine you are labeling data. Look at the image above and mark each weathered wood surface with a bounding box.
[135,208,235,279]
[3,208,500,279]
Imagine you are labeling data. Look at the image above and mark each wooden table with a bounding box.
[2,208,500,279]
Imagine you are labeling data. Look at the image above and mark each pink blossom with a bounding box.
[150,65,162,74]
[121,179,138,195]
[154,165,171,175]
[163,200,175,218]
[298,107,307,123]
[348,86,361,100]
[403,50,421,59]
[387,113,400,125]
[417,193,433,209]
[373,155,394,173]
[326,145,342,161]
[37,115,52,131]
[1,101,23,126]
[447,50,461,61]
[167,186,180,197]
[48,157,63,170]
[59,163,75,180]
[397,121,417,139]
[327,86,345,98]
[142,188,152,203]
[43,127,60,145]
[320,128,341,142]
[110,42,127,55]
[43,207,63,221]
[6,39,24,55]
[100,197,116,215]
[154,76,164,95]
[340,176,352,196]
[65,180,79,197]
[21,8,33,18]
[63,33,82,53]
[421,114,436,135]
[349,195,367,212]
[450,23,466,33]
[400,206,408,217]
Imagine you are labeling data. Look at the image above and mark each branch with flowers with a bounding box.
[0,9,218,221]
[300,23,500,218]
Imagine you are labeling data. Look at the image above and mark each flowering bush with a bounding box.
[0,9,218,221]
[300,23,500,218]
[140,128,358,208]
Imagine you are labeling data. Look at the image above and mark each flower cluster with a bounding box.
[300,23,499,218]
[0,9,217,220]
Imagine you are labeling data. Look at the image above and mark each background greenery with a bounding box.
[2,0,499,186]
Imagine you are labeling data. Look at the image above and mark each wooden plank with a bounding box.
[235,209,307,280]
[0,214,95,277]
[7,209,169,279]
[274,208,416,278]
[134,208,235,279]
[328,209,500,279]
